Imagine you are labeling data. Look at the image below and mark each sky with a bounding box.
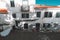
[36,0,60,6]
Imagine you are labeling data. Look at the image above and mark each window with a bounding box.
[56,12,60,18]
[22,14,25,18]
[22,13,29,18]
[12,13,16,18]
[24,23,28,29]
[44,12,52,17]
[36,12,41,17]
[10,0,15,7]
[43,23,51,28]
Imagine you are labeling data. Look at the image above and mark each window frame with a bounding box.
[24,23,28,29]
[44,12,52,18]
[56,12,60,18]
[22,13,29,18]
[12,13,16,18]
[43,23,51,28]
[10,0,15,7]
[36,12,41,18]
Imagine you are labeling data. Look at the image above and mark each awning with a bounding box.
[0,9,8,14]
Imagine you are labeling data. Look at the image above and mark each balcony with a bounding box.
[21,5,30,12]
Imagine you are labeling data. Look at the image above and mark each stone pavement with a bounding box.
[0,29,60,40]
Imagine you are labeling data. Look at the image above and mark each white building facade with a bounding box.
[0,0,60,32]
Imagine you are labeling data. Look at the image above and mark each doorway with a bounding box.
[36,23,40,31]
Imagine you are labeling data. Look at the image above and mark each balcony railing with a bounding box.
[21,6,30,12]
